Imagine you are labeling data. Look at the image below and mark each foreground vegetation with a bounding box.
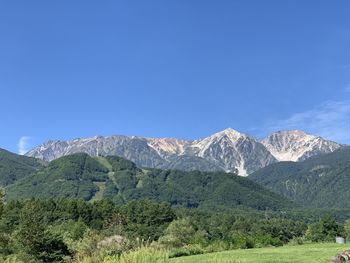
[171,243,349,263]
[1,193,350,262]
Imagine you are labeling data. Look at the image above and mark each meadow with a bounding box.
[171,243,348,263]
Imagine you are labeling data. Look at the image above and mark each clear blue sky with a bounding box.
[1,1,350,154]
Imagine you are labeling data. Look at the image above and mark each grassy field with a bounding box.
[171,243,348,263]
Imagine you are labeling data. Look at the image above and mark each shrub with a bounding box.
[287,236,309,246]
[344,219,350,240]
[168,244,204,258]
[49,220,88,241]
[204,240,230,253]
[158,218,195,248]
[305,215,342,242]
[3,253,38,263]
[65,229,103,262]
[253,234,283,248]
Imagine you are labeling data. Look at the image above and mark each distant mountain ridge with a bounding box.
[26,128,343,176]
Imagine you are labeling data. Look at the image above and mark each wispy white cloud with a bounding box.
[263,100,350,144]
[18,136,31,155]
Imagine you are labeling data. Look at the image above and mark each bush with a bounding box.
[344,219,350,240]
[253,234,283,248]
[305,215,342,242]
[158,218,195,248]
[3,253,38,263]
[65,229,103,262]
[49,220,88,241]
[204,240,229,253]
[287,236,308,246]
[169,244,204,258]
[230,233,255,249]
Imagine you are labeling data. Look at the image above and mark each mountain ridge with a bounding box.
[26,128,343,176]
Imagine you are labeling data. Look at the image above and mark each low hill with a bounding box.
[5,153,294,210]
[0,148,43,186]
[249,147,350,208]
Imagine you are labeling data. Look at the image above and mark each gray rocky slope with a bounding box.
[26,128,342,176]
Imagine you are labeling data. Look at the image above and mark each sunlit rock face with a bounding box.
[26,128,342,176]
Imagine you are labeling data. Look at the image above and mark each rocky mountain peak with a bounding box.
[26,129,344,177]
[261,130,341,161]
[188,128,275,176]
[217,127,245,138]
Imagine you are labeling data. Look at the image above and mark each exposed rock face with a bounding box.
[187,128,276,176]
[261,130,341,161]
[27,136,172,169]
[26,128,343,176]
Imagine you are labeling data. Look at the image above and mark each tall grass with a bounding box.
[103,246,169,263]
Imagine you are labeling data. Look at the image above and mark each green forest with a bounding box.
[2,151,293,210]
[1,194,350,263]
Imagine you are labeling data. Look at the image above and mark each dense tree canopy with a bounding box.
[249,147,350,208]
[5,154,294,211]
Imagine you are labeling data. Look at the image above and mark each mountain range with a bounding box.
[1,130,350,209]
[26,128,343,176]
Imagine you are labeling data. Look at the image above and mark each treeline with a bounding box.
[0,197,174,262]
[1,195,349,263]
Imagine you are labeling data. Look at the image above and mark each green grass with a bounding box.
[170,243,348,263]
[90,181,106,202]
[96,156,113,170]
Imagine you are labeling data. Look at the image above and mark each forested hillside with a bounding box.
[249,147,350,208]
[0,197,313,263]
[5,153,294,210]
[0,148,43,186]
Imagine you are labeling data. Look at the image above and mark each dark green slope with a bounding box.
[5,153,294,210]
[0,148,43,186]
[6,153,109,200]
[104,155,294,210]
[249,147,350,208]
[164,155,224,172]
